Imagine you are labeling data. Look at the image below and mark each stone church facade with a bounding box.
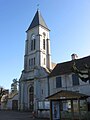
[19,10,55,111]
[19,10,90,119]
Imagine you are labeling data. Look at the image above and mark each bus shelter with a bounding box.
[46,90,89,120]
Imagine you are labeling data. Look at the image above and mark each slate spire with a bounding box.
[27,10,49,31]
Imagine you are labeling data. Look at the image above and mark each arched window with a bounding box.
[43,32,46,50]
[43,39,45,50]
[43,32,46,37]
[29,58,35,68]
[31,34,35,51]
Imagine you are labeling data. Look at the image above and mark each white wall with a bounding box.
[49,73,90,97]
[7,94,18,110]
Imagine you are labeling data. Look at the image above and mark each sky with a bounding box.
[0,0,90,89]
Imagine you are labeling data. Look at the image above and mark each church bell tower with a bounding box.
[19,10,52,111]
[24,10,52,71]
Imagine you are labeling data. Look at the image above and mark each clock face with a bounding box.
[32,34,35,39]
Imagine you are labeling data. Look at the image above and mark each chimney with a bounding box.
[71,53,78,60]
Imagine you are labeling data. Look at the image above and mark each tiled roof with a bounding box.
[27,10,49,31]
[46,90,89,100]
[49,55,90,77]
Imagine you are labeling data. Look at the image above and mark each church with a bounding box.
[19,10,55,112]
[19,10,90,119]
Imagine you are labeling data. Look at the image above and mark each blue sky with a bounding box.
[0,0,90,89]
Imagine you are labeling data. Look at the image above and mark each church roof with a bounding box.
[49,55,90,77]
[27,10,49,31]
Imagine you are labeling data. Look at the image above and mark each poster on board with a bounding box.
[45,101,50,109]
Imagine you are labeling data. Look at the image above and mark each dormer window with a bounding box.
[31,34,35,51]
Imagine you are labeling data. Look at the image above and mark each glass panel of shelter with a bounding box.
[51,99,88,120]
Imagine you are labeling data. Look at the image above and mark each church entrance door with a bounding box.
[12,100,18,110]
[29,86,34,111]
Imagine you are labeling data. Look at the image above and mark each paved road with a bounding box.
[0,111,32,120]
[0,111,49,120]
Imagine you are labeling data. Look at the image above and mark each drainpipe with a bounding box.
[47,76,50,96]
[65,75,67,91]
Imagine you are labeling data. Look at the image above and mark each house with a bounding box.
[48,54,90,120]
[7,92,18,110]
[1,79,19,110]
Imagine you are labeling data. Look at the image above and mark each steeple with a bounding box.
[27,10,49,31]
[24,10,52,72]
